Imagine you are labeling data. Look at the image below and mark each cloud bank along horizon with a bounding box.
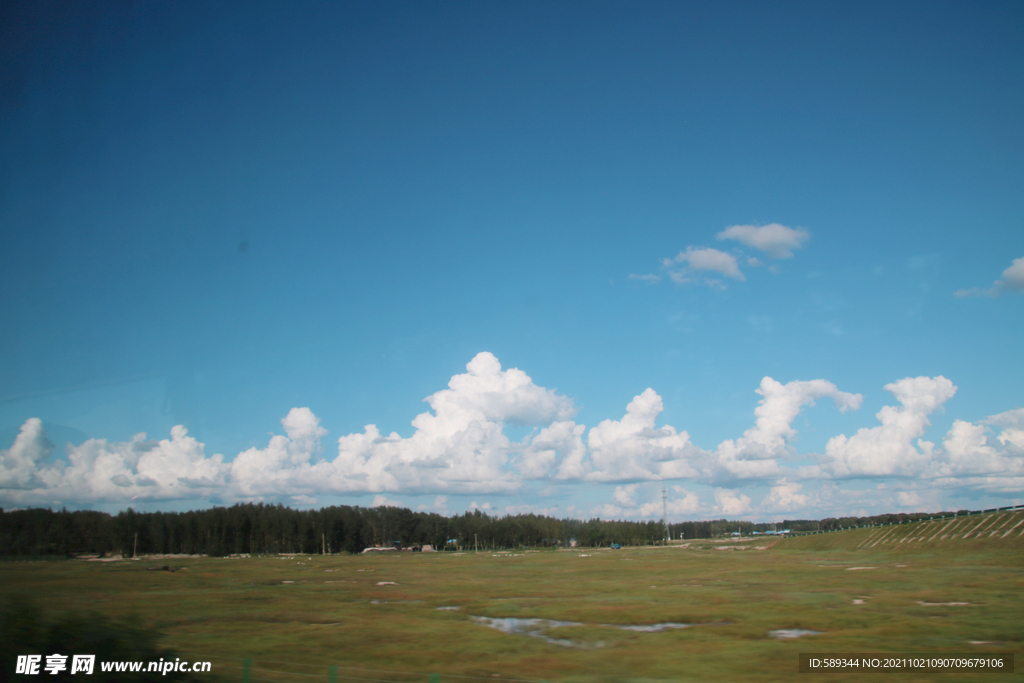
[2,351,1022,520]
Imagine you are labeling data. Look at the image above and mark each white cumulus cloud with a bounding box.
[0,418,55,489]
[1000,257,1024,291]
[711,377,861,483]
[984,408,1024,451]
[715,489,753,516]
[0,354,578,503]
[612,484,639,506]
[1,425,228,505]
[328,352,576,494]
[229,407,328,497]
[723,377,862,457]
[433,352,576,426]
[519,420,587,480]
[5,354,1021,513]
[666,247,745,281]
[417,495,448,512]
[897,490,923,508]
[761,480,808,512]
[930,420,1006,477]
[955,256,1024,297]
[816,376,957,478]
[716,223,809,259]
[917,409,1024,493]
[585,388,701,482]
[637,489,701,517]
[592,503,624,519]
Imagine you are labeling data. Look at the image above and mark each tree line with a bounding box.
[0,504,713,556]
[0,503,972,557]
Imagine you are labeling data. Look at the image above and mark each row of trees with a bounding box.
[1,504,974,557]
[0,505,679,556]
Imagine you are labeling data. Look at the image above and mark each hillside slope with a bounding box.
[777,508,1024,554]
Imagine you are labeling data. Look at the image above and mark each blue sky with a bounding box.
[1,1,1022,520]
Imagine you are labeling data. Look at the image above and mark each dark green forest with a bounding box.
[0,503,973,557]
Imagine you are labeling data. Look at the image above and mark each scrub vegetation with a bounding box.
[2,511,1021,683]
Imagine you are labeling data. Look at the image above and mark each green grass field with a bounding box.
[4,511,1022,683]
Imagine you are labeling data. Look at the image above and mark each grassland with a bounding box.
[3,512,1022,683]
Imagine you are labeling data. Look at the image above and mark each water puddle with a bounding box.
[436,606,462,611]
[471,616,698,646]
[615,623,691,632]
[769,629,821,639]
[471,617,584,647]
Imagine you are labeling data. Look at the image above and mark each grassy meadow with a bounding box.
[3,514,1022,683]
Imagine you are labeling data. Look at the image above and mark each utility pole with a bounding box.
[662,487,669,543]
[133,532,137,558]
[475,534,478,553]
[322,533,326,555]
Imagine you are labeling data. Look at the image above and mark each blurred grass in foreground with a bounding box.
[0,597,214,682]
